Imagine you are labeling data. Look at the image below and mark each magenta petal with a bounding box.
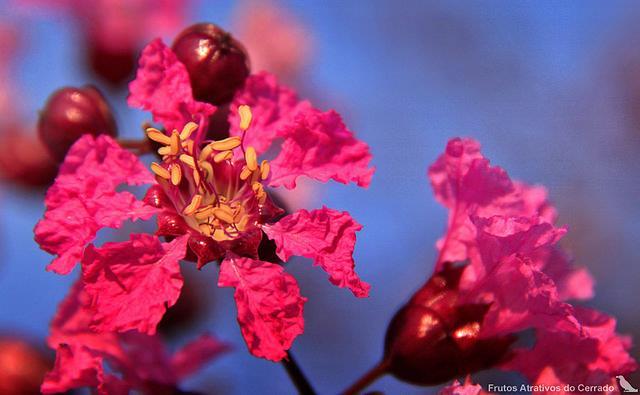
[41,344,103,394]
[128,38,215,132]
[81,234,189,335]
[218,255,306,362]
[268,108,374,189]
[229,71,310,154]
[263,207,370,297]
[34,134,158,275]
[171,334,230,380]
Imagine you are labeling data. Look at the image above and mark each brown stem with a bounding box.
[118,138,153,155]
[340,359,390,395]
[281,351,317,395]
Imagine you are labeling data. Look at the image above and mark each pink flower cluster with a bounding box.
[34,35,374,387]
[427,138,636,393]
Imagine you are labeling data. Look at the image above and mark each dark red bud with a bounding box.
[85,39,136,86]
[383,263,515,386]
[0,128,58,187]
[38,85,117,161]
[0,336,52,395]
[172,23,250,105]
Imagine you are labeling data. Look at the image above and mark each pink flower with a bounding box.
[42,282,228,394]
[232,0,313,83]
[440,378,489,395]
[384,138,636,390]
[35,38,374,361]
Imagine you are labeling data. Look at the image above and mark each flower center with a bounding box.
[146,106,271,242]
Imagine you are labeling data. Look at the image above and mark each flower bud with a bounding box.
[172,23,250,105]
[0,336,52,395]
[383,263,515,386]
[85,39,136,86]
[0,128,58,187]
[38,86,117,161]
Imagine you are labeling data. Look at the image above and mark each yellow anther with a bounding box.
[183,139,194,155]
[213,206,235,223]
[260,160,270,180]
[170,131,180,155]
[252,182,265,197]
[193,168,201,185]
[150,162,170,179]
[170,164,182,185]
[180,122,198,140]
[158,146,172,156]
[213,150,233,163]
[212,228,228,242]
[179,154,196,168]
[146,128,172,145]
[199,143,215,161]
[198,223,212,236]
[239,166,253,181]
[245,146,258,171]
[194,206,214,220]
[199,161,214,178]
[183,194,203,216]
[210,137,242,151]
[238,105,252,130]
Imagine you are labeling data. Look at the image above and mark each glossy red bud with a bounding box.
[383,263,515,386]
[0,128,58,187]
[0,336,52,395]
[85,39,136,86]
[38,86,117,161]
[172,23,250,105]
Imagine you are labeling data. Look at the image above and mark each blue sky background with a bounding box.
[0,0,639,393]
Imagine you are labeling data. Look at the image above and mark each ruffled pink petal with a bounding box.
[504,307,637,390]
[229,71,311,154]
[263,207,370,297]
[45,282,225,392]
[81,234,189,335]
[171,334,231,379]
[34,134,158,275]
[128,38,215,132]
[218,255,306,362]
[41,343,103,394]
[268,108,374,189]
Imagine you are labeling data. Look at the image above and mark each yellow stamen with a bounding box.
[198,223,212,236]
[179,154,196,168]
[183,194,203,215]
[194,206,214,220]
[212,206,235,223]
[193,168,201,185]
[180,122,198,140]
[211,137,242,151]
[245,146,258,171]
[170,164,182,185]
[170,131,180,155]
[212,228,228,242]
[150,162,170,179]
[146,128,172,145]
[158,146,172,156]
[238,105,252,130]
[260,160,270,180]
[239,166,252,181]
[200,161,214,179]
[183,139,194,155]
[213,150,233,163]
[199,143,215,161]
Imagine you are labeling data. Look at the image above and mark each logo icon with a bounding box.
[617,375,639,393]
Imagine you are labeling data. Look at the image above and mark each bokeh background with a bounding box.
[0,0,638,393]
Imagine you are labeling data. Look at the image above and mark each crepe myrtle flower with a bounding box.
[34,35,374,362]
[345,138,636,394]
[41,281,228,394]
